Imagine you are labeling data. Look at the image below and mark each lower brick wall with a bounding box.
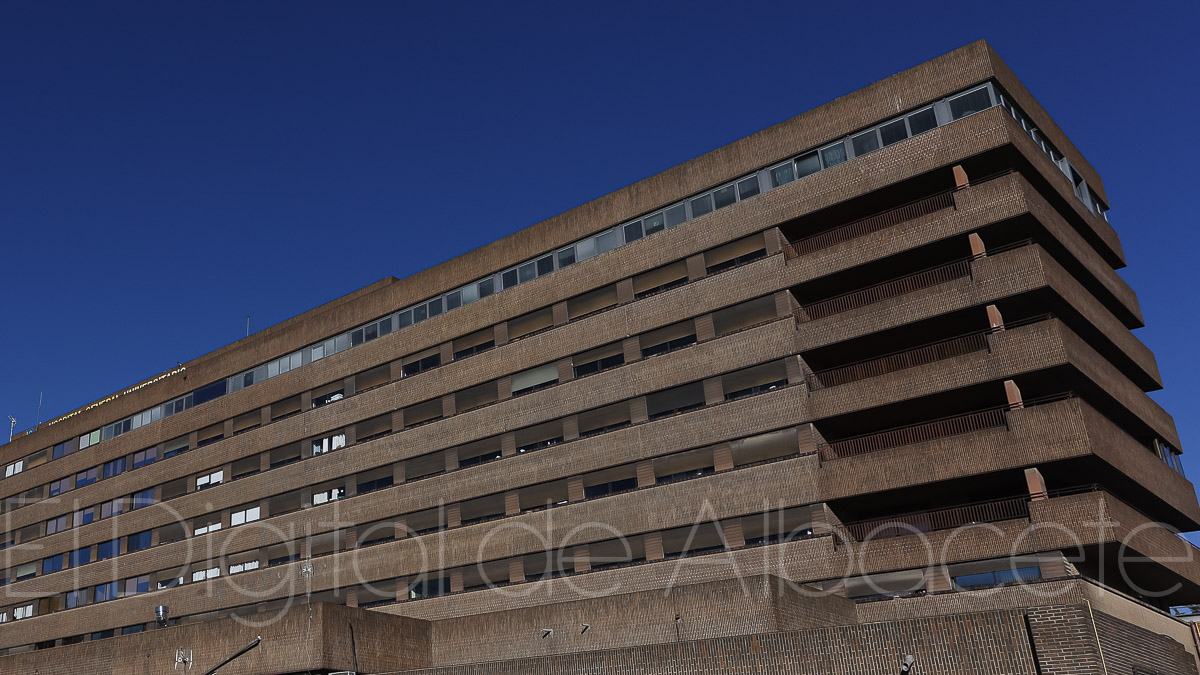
[1094,609,1199,675]
[401,609,1038,674]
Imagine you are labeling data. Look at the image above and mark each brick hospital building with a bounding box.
[1,40,1199,673]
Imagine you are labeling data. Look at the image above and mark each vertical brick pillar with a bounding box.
[694,313,716,342]
[441,393,456,419]
[986,304,1005,330]
[712,444,734,472]
[493,322,509,347]
[344,476,357,499]
[551,301,569,326]
[1038,552,1070,579]
[702,377,724,405]
[260,406,271,427]
[443,447,459,473]
[629,397,649,424]
[343,375,357,398]
[616,278,634,304]
[1004,379,1024,410]
[785,356,805,385]
[259,452,271,473]
[501,433,517,457]
[635,461,655,488]
[188,430,200,450]
[345,587,359,608]
[497,376,512,400]
[622,336,641,363]
[644,532,664,561]
[449,569,464,593]
[222,419,235,439]
[389,359,404,382]
[504,491,521,516]
[562,415,580,441]
[924,566,952,593]
[567,477,585,502]
[773,290,794,319]
[391,409,405,433]
[439,342,454,365]
[508,558,525,584]
[953,164,969,188]
[1025,467,1048,501]
[763,227,784,256]
[556,358,574,384]
[446,504,461,528]
[392,461,406,485]
[969,232,986,257]
[721,519,745,549]
[685,253,706,281]
[572,545,590,573]
[343,424,356,447]
[394,517,408,540]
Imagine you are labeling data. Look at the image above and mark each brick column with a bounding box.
[924,566,952,592]
[222,419,235,439]
[508,558,525,584]
[497,376,512,400]
[501,433,516,457]
[299,391,312,411]
[968,231,986,257]
[572,545,590,573]
[551,301,569,326]
[721,519,745,549]
[556,358,574,384]
[567,477,585,502]
[702,377,724,405]
[712,444,734,472]
[394,517,408,540]
[685,253,706,281]
[504,491,521,516]
[259,452,270,473]
[1004,379,1024,409]
[785,356,805,385]
[343,375,357,398]
[562,415,580,441]
[763,227,784,256]
[390,359,405,381]
[644,532,664,561]
[446,504,461,528]
[441,393,456,419]
[635,461,655,488]
[622,336,641,363]
[391,409,405,433]
[1025,467,1048,501]
[449,568,464,593]
[629,397,648,424]
[260,406,271,427]
[439,342,454,365]
[444,448,459,473]
[345,587,359,608]
[694,314,716,342]
[986,304,1004,329]
[392,462,406,485]
[493,322,509,347]
[615,278,634,304]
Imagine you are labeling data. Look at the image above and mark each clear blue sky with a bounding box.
[1,4,1197,488]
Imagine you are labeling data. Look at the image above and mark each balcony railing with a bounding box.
[783,169,1014,260]
[795,239,1031,323]
[806,314,1052,391]
[843,495,1030,542]
[817,392,1073,461]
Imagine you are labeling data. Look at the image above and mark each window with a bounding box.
[163,436,189,459]
[43,554,65,574]
[94,581,120,603]
[193,519,221,536]
[49,477,71,496]
[229,560,260,574]
[511,363,559,395]
[16,563,37,581]
[66,589,88,609]
[69,547,91,567]
[131,488,155,509]
[157,577,183,590]
[312,486,345,505]
[52,441,72,459]
[794,151,820,179]
[952,566,1039,589]
[690,193,713,218]
[101,498,125,519]
[643,212,665,235]
[74,507,97,527]
[311,433,346,456]
[132,448,156,470]
[191,567,220,582]
[124,575,150,596]
[878,118,909,147]
[14,604,33,620]
[820,141,847,168]
[96,540,118,561]
[196,470,223,490]
[769,162,794,188]
[46,515,69,535]
[906,107,937,135]
[103,457,126,478]
[231,505,261,526]
[737,176,760,199]
[948,86,993,120]
[4,460,23,478]
[75,467,98,488]
[121,624,145,635]
[126,530,152,552]
[851,129,880,156]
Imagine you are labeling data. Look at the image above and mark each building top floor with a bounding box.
[2,39,1116,463]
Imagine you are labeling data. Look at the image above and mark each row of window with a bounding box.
[5,80,1023,482]
[2,235,769,536]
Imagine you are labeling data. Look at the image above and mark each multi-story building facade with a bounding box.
[1,40,1198,674]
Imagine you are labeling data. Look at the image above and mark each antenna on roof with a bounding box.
[246,315,250,338]
[7,416,15,443]
[35,392,43,425]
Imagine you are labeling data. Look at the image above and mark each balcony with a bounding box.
[842,494,1031,542]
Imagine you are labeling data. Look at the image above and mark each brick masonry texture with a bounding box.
[2,39,1199,674]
